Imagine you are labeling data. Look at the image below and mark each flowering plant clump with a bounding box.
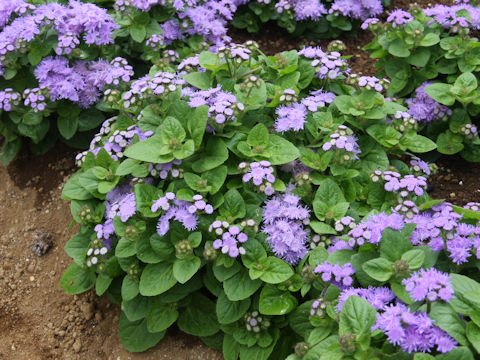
[364,3,480,161]
[58,40,480,359]
[232,0,385,39]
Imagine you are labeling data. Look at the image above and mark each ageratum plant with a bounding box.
[60,42,443,358]
[0,0,237,165]
[232,0,387,39]
[363,3,480,160]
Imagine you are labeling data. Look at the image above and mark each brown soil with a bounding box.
[428,156,480,206]
[0,147,222,360]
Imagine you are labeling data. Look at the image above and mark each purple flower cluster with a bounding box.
[406,82,452,124]
[372,303,457,353]
[211,221,248,258]
[218,43,252,64]
[148,160,183,179]
[0,1,118,75]
[0,88,21,111]
[94,182,135,243]
[23,87,48,112]
[386,9,414,27]
[371,170,427,198]
[0,0,35,28]
[240,161,276,195]
[178,55,201,74]
[275,0,327,21]
[348,74,389,92]
[410,156,431,176]
[322,125,361,161]
[274,103,307,133]
[261,192,310,265]
[299,46,349,80]
[35,56,133,108]
[361,17,380,30]
[336,286,395,312]
[329,0,383,20]
[334,216,357,233]
[314,261,356,288]
[146,33,165,50]
[75,123,153,165]
[393,200,419,219]
[347,212,405,246]
[300,90,336,112]
[153,193,213,236]
[122,72,180,109]
[188,86,244,125]
[424,4,480,30]
[402,268,454,302]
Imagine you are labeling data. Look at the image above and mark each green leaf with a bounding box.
[23,111,43,126]
[139,263,177,296]
[380,225,415,262]
[401,249,425,269]
[429,302,468,345]
[419,33,440,46]
[313,178,347,220]
[310,221,337,235]
[60,263,96,295]
[188,105,209,150]
[454,72,477,93]
[267,135,300,165]
[119,313,165,352]
[339,296,377,336]
[122,275,139,301]
[404,134,437,153]
[184,72,212,90]
[223,269,262,301]
[259,285,298,315]
[247,123,270,148]
[216,291,251,324]
[198,51,221,69]
[437,131,464,155]
[64,229,91,261]
[219,189,246,221]
[192,138,229,172]
[178,294,219,336]
[424,83,455,106]
[124,134,174,163]
[115,237,137,257]
[161,116,186,143]
[388,38,410,57]
[413,354,435,360]
[57,115,78,140]
[95,273,112,296]
[147,304,178,333]
[362,258,393,282]
[173,256,201,284]
[78,109,105,131]
[129,24,146,42]
[467,322,480,354]
[435,347,474,360]
[259,257,294,284]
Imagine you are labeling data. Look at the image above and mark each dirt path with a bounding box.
[0,147,222,360]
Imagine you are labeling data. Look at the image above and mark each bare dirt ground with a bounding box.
[0,146,222,360]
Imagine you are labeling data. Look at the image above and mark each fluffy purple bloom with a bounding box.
[361,17,380,30]
[403,268,454,302]
[330,0,383,20]
[372,303,457,353]
[292,0,327,21]
[424,4,480,30]
[241,161,276,195]
[0,0,35,28]
[406,82,452,123]
[314,261,356,288]
[211,223,248,258]
[322,125,361,160]
[301,90,336,112]
[336,286,395,312]
[410,156,431,176]
[0,88,21,111]
[327,238,354,254]
[261,192,310,265]
[386,9,413,26]
[274,103,307,132]
[348,212,405,246]
[105,183,136,222]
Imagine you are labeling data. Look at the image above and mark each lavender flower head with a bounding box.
[301,90,336,112]
[322,125,361,161]
[330,0,383,20]
[240,161,276,195]
[314,261,356,288]
[274,103,307,133]
[336,286,395,312]
[211,221,248,258]
[261,191,310,265]
[386,9,414,27]
[372,303,457,353]
[406,82,452,123]
[410,156,431,176]
[403,268,454,303]
[348,212,405,246]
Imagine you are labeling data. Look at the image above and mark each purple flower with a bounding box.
[402,268,454,302]
[211,222,248,258]
[425,4,480,30]
[292,0,327,21]
[406,82,452,123]
[372,303,457,353]
[410,156,431,176]
[386,9,413,26]
[274,103,307,132]
[322,125,361,160]
[240,161,276,195]
[314,261,356,288]
[300,90,336,112]
[261,191,310,265]
[348,212,405,246]
[336,286,395,312]
[330,0,383,20]
[361,17,380,30]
